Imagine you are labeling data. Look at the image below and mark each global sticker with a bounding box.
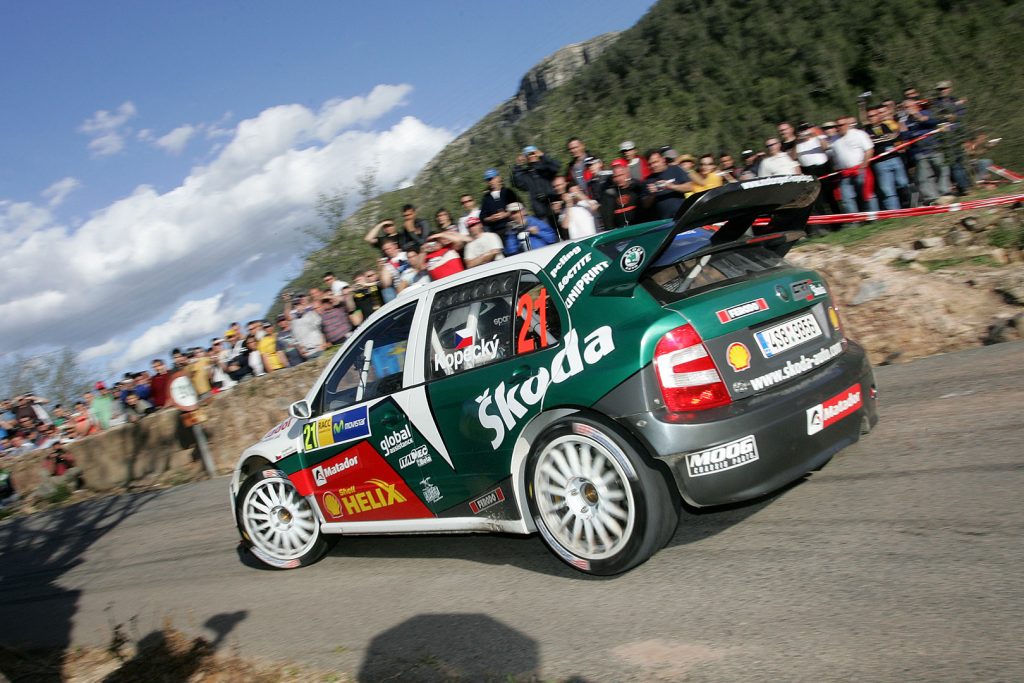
[620,246,645,273]
[726,342,751,371]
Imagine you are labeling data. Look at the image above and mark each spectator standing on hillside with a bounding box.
[422,231,469,280]
[399,247,431,292]
[618,141,650,182]
[456,194,480,235]
[718,153,740,182]
[831,116,880,214]
[902,99,948,205]
[435,208,457,233]
[323,272,348,298]
[479,169,520,241]
[257,321,287,372]
[564,137,592,195]
[739,149,762,179]
[89,382,115,430]
[599,160,651,229]
[933,80,970,195]
[645,150,694,220]
[378,239,408,300]
[364,219,402,253]
[398,205,430,250]
[778,122,799,159]
[794,123,839,215]
[759,138,802,177]
[513,145,560,228]
[317,296,352,347]
[688,155,728,194]
[503,203,558,255]
[462,217,504,268]
[287,295,326,360]
[586,157,612,202]
[560,184,599,239]
[348,272,383,326]
[149,358,172,407]
[275,315,305,366]
[866,104,910,210]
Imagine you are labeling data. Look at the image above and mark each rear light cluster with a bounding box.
[654,324,732,412]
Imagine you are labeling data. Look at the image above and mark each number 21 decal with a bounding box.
[516,288,550,354]
[302,422,318,451]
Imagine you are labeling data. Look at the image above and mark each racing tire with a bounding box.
[235,468,334,569]
[525,415,678,575]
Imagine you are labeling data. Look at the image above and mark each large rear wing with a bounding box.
[590,175,819,296]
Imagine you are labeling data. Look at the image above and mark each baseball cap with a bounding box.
[660,146,679,161]
[95,381,106,390]
[822,121,838,128]
[483,168,499,180]
[742,149,756,158]
[610,158,628,168]
[522,145,539,155]
[619,140,636,151]
[466,216,481,227]
[584,156,600,165]
[678,153,695,163]
[936,80,952,89]
[506,202,524,212]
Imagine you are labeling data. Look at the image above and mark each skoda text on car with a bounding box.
[229,176,878,575]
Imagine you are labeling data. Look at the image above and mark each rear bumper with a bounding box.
[616,341,877,507]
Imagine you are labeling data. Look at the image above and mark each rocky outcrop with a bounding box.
[511,33,620,117]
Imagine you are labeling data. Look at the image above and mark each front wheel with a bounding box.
[525,416,678,575]
[235,468,333,569]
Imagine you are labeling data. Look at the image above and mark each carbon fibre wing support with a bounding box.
[591,175,819,296]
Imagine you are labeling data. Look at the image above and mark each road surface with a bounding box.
[2,342,1022,681]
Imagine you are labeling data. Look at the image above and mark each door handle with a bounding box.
[509,365,535,384]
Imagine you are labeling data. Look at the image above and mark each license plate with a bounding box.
[754,312,822,358]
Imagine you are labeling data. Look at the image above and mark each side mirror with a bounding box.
[288,400,312,420]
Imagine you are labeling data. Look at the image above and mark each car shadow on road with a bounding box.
[0,489,163,683]
[357,613,593,682]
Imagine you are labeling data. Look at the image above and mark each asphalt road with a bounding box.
[2,342,1022,682]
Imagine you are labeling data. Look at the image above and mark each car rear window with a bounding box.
[643,245,786,304]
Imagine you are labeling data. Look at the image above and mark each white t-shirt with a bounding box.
[464,232,505,264]
[796,137,830,167]
[329,280,347,296]
[564,205,597,239]
[758,153,802,177]
[291,310,325,355]
[831,128,874,170]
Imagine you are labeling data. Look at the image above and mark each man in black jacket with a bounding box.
[479,168,520,241]
[512,145,560,228]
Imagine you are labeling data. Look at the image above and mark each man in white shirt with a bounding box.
[456,194,481,235]
[758,138,802,177]
[830,116,880,214]
[462,217,505,268]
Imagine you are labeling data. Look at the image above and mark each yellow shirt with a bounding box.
[688,170,725,196]
[190,357,212,395]
[258,334,284,371]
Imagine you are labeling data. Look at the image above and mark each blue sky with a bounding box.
[0,1,654,380]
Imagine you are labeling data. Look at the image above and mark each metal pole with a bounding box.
[192,423,216,477]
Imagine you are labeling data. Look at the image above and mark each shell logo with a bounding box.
[726,342,751,372]
[322,492,342,518]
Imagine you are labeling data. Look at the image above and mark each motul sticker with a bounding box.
[807,384,862,435]
[716,298,768,323]
[469,487,505,514]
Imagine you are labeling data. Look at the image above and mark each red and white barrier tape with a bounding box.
[751,192,1024,227]
[817,124,950,181]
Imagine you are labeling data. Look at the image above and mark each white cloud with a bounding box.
[154,124,197,154]
[79,101,137,156]
[80,339,125,362]
[1,85,452,358]
[115,293,261,368]
[41,177,81,207]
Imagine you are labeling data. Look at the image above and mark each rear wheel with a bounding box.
[526,415,678,575]
[235,468,333,569]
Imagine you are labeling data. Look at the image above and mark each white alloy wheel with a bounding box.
[240,474,321,565]
[532,433,637,561]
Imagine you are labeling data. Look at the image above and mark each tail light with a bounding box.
[654,323,731,412]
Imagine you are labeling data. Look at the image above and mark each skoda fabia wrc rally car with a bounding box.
[230,175,878,575]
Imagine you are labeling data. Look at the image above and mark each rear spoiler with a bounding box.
[591,175,819,296]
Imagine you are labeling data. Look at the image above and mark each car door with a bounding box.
[421,268,567,518]
[293,301,439,523]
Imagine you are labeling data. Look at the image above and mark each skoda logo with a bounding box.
[775,284,790,301]
[620,246,645,273]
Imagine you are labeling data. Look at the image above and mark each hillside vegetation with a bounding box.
[279,0,1024,306]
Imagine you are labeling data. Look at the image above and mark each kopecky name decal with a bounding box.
[476,326,615,449]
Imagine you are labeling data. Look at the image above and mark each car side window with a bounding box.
[513,272,562,356]
[318,303,416,414]
[426,272,519,380]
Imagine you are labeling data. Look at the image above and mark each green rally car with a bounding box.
[229,175,878,575]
